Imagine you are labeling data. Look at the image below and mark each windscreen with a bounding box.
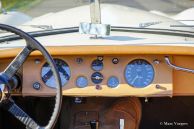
[1,0,194,31]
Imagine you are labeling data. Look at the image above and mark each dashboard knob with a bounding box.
[112,58,119,64]
[33,82,41,90]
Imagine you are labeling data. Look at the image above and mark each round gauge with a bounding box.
[76,76,88,88]
[107,76,119,88]
[41,59,70,88]
[91,59,103,71]
[91,72,103,84]
[125,59,154,88]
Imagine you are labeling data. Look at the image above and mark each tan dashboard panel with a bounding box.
[173,56,194,96]
[22,55,172,97]
[2,46,194,96]
[1,45,194,59]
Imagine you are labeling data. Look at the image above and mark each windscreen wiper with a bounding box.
[0,27,79,43]
[139,21,162,28]
[112,26,194,38]
[0,26,194,43]
[170,25,194,27]
[21,25,54,30]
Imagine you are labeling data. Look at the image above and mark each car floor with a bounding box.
[0,97,194,129]
[59,97,141,129]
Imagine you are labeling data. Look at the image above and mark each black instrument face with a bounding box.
[91,72,103,84]
[125,59,154,88]
[91,59,103,71]
[41,59,71,88]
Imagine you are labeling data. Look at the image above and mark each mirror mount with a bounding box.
[79,0,111,38]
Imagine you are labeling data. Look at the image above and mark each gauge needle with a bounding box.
[42,70,53,82]
[131,75,139,84]
[58,67,70,80]
[92,76,103,80]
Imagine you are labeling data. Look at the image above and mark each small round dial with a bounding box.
[107,76,119,88]
[125,59,154,88]
[91,72,103,84]
[91,59,103,71]
[41,59,70,88]
[76,76,88,88]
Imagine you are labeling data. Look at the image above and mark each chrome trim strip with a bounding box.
[165,56,194,73]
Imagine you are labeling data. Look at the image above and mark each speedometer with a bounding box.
[125,59,154,88]
[41,59,71,88]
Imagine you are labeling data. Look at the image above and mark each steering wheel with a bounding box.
[0,24,62,129]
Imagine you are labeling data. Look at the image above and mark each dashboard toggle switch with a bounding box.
[155,84,167,90]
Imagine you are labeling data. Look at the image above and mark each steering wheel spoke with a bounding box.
[4,46,33,79]
[2,99,41,129]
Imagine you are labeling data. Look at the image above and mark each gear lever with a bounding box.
[90,120,99,129]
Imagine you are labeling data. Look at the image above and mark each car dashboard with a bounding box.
[21,54,172,97]
[1,45,194,97]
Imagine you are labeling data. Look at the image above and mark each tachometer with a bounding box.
[125,59,154,88]
[41,59,70,88]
